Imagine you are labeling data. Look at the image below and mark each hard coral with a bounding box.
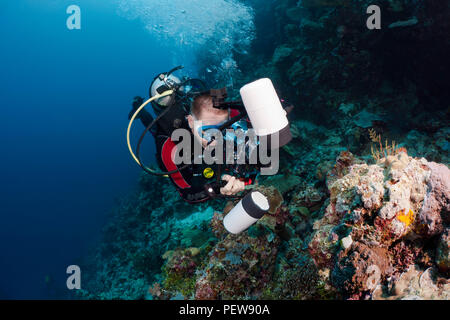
[308,152,450,297]
[291,184,325,212]
[161,248,201,297]
[417,161,450,237]
[436,228,450,275]
[326,151,363,189]
[332,242,390,294]
[194,231,280,300]
[372,265,450,300]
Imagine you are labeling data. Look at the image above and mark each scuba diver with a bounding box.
[127,66,293,204]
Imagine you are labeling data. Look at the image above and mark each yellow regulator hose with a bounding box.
[126,89,174,168]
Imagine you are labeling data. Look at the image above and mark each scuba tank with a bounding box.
[149,74,187,136]
[148,66,207,136]
[128,66,208,176]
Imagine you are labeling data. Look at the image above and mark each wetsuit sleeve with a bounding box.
[138,109,155,129]
[128,97,154,128]
[178,184,211,204]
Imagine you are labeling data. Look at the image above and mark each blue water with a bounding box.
[0,1,180,299]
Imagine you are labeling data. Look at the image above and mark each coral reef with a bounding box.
[310,151,449,299]
[436,229,450,275]
[372,265,449,300]
[79,0,449,300]
[194,229,280,299]
[80,148,449,300]
[77,175,221,299]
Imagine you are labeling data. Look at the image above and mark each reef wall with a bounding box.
[80,0,449,300]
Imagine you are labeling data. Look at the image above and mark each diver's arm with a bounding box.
[138,109,154,128]
[128,96,155,128]
[179,187,211,204]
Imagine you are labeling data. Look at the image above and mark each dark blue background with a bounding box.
[0,1,178,298]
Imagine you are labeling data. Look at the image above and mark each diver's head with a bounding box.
[187,94,228,148]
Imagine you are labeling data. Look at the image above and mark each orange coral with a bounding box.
[397,209,414,227]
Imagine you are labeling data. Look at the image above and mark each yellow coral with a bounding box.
[397,209,414,227]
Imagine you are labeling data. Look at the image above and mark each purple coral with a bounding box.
[417,162,450,237]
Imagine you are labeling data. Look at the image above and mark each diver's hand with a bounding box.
[220,174,245,196]
[128,96,144,120]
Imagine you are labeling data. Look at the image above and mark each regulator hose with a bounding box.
[127,89,188,176]
[135,101,191,176]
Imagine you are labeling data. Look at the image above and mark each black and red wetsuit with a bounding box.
[136,107,256,204]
